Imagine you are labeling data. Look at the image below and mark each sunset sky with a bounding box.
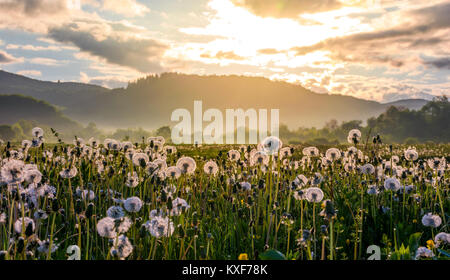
[0,0,449,102]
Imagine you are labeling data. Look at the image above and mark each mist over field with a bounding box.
[0,70,447,145]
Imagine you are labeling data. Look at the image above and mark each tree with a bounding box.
[0,125,17,141]
[156,126,171,141]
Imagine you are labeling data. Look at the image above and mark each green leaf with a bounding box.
[259,249,286,260]
[408,232,422,257]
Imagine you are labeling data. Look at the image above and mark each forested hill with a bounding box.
[0,70,429,129]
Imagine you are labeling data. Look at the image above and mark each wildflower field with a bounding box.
[0,128,449,260]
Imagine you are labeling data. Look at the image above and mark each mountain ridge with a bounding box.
[0,70,430,129]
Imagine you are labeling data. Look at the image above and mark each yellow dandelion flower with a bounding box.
[426,239,435,250]
[238,253,248,260]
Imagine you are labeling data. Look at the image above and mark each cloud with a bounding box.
[80,71,128,88]
[0,0,69,16]
[0,0,73,32]
[258,48,282,55]
[0,49,21,63]
[200,50,245,61]
[231,0,343,18]
[48,23,168,72]
[288,2,450,67]
[101,0,150,17]
[17,70,42,77]
[424,58,450,69]
[6,44,62,51]
[29,57,66,66]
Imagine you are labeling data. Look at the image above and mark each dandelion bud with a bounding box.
[167,197,173,210]
[258,179,265,189]
[161,190,167,203]
[51,199,59,212]
[321,225,328,234]
[247,195,253,206]
[25,222,34,237]
[16,237,25,254]
[75,199,82,214]
[86,203,94,219]
[177,224,185,238]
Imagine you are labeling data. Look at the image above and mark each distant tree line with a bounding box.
[280,96,449,145]
[0,97,448,145]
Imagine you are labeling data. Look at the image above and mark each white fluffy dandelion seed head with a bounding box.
[37,239,59,254]
[293,174,308,188]
[261,136,282,155]
[415,247,435,259]
[14,217,35,234]
[31,127,44,138]
[144,216,174,238]
[125,172,140,188]
[404,148,418,161]
[421,213,442,228]
[176,157,197,174]
[303,146,319,157]
[240,181,252,191]
[124,196,143,213]
[434,232,450,247]
[132,153,149,167]
[170,197,190,216]
[310,172,323,186]
[427,157,446,170]
[227,149,241,161]
[279,147,292,159]
[1,159,25,184]
[384,177,401,191]
[165,166,181,179]
[361,163,375,175]
[116,217,132,234]
[96,217,117,238]
[367,185,379,195]
[59,166,77,179]
[107,206,125,219]
[203,160,219,175]
[250,151,269,166]
[347,129,361,143]
[325,148,341,162]
[153,159,168,172]
[24,169,42,184]
[305,187,324,203]
[110,235,133,259]
[22,140,32,149]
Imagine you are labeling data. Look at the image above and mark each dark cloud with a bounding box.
[231,0,342,18]
[424,58,450,69]
[48,24,168,73]
[0,0,68,16]
[408,37,444,47]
